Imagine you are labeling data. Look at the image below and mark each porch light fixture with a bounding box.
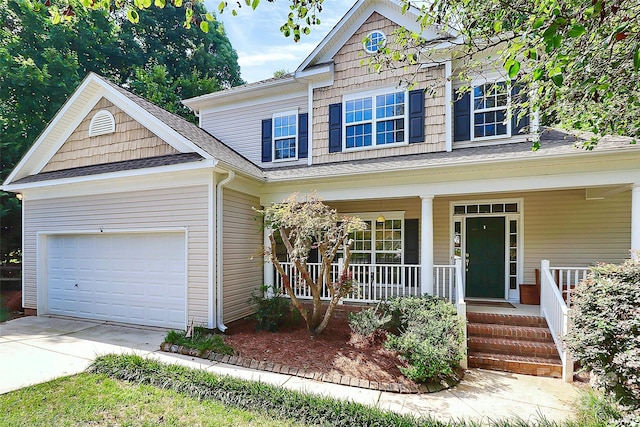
[376,214,386,223]
[15,193,23,201]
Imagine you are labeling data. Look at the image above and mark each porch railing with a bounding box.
[540,260,590,382]
[274,260,461,304]
[551,267,590,306]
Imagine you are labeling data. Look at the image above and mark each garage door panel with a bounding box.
[46,233,186,329]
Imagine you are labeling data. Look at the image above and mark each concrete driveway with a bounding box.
[0,315,580,423]
[0,316,166,394]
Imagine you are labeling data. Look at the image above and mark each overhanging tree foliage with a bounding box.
[259,193,367,336]
[0,0,242,260]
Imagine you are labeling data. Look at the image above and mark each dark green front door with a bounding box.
[465,217,505,298]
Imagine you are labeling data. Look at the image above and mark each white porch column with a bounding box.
[420,195,435,296]
[263,225,275,294]
[632,184,640,260]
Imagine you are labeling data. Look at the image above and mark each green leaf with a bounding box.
[251,0,259,10]
[493,21,502,33]
[551,73,564,87]
[507,60,520,79]
[50,8,61,24]
[205,13,214,21]
[634,45,640,72]
[532,68,544,81]
[567,24,585,38]
[127,8,139,23]
[218,2,224,12]
[154,0,166,7]
[200,21,209,33]
[142,0,151,8]
[532,17,545,29]
[174,0,182,7]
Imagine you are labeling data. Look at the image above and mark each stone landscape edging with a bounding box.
[159,342,463,394]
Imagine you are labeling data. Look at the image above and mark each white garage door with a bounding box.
[46,233,186,329]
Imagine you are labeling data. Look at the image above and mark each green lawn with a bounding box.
[0,373,298,427]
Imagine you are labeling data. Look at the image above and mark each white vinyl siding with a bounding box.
[23,185,209,324]
[222,189,263,323]
[200,96,307,168]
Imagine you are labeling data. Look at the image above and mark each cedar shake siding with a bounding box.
[42,98,179,173]
[312,12,447,163]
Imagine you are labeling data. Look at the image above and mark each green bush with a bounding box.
[249,284,296,332]
[164,327,234,355]
[384,296,465,383]
[565,259,640,410]
[348,304,391,337]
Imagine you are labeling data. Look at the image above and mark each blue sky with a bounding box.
[204,0,357,83]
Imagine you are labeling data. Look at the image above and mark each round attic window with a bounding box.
[363,30,386,54]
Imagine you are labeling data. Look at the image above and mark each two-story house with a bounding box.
[3,0,639,380]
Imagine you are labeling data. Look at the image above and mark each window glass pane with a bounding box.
[505,203,518,213]
[346,123,372,148]
[510,234,517,246]
[454,205,465,215]
[479,204,490,213]
[274,137,296,160]
[467,205,478,214]
[510,263,517,275]
[510,276,517,289]
[510,248,517,261]
[345,97,372,124]
[510,220,517,233]
[492,204,504,213]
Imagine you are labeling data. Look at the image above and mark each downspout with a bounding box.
[307,82,314,166]
[216,170,235,332]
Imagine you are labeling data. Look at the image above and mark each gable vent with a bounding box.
[89,110,116,137]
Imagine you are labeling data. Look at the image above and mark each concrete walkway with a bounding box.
[0,316,580,424]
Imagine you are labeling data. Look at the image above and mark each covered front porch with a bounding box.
[264,185,639,381]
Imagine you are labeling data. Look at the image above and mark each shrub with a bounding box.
[348,304,391,337]
[164,327,234,355]
[249,284,295,332]
[384,296,465,383]
[565,259,640,409]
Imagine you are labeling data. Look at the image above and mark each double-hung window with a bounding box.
[272,111,297,161]
[472,81,510,140]
[344,89,406,150]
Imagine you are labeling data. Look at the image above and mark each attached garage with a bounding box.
[45,232,186,329]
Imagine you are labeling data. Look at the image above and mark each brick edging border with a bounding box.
[159,342,463,394]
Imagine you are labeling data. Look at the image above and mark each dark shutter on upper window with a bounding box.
[453,90,471,142]
[404,219,419,265]
[328,103,342,153]
[408,89,425,143]
[298,113,308,158]
[261,118,272,162]
[511,82,530,135]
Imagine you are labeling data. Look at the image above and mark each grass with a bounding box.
[165,326,234,354]
[88,353,573,427]
[0,372,298,427]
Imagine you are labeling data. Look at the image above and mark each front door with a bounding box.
[465,217,505,298]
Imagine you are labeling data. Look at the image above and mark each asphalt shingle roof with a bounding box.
[11,153,204,185]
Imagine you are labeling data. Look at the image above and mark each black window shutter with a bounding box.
[453,90,471,142]
[408,89,425,143]
[261,119,272,162]
[404,219,419,265]
[298,113,308,158]
[511,82,530,135]
[328,103,342,153]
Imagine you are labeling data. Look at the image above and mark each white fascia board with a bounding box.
[182,77,304,113]
[3,73,102,185]
[261,168,640,205]
[10,164,217,202]
[295,63,333,80]
[197,87,308,116]
[1,158,217,194]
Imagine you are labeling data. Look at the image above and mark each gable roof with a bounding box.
[3,73,262,187]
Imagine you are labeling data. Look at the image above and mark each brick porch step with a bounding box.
[468,352,562,378]
[466,312,562,378]
[467,322,553,342]
[468,336,559,358]
[467,312,548,328]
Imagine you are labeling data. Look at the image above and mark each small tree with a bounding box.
[259,193,366,336]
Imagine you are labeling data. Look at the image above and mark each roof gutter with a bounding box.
[216,170,235,332]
